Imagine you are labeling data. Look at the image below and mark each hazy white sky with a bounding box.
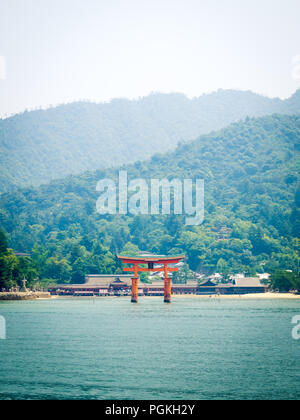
[0,0,300,117]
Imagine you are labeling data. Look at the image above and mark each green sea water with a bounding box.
[0,297,299,400]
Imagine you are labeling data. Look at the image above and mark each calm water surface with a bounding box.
[0,297,299,400]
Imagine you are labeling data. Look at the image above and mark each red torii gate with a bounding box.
[117,255,185,303]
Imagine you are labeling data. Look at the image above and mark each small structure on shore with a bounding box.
[20,277,28,292]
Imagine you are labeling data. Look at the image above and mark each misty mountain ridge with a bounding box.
[1,88,300,192]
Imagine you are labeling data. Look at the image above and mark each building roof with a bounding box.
[117,254,185,264]
[234,277,265,288]
[53,275,132,289]
[258,273,270,280]
[198,279,216,287]
[85,275,132,287]
[54,284,108,289]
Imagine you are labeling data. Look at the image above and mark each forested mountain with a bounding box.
[1,89,300,192]
[0,113,299,287]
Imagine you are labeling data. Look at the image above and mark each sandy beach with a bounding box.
[54,293,300,300]
[172,292,300,299]
[1,292,299,301]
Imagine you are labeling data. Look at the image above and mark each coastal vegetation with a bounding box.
[0,229,39,289]
[0,113,299,290]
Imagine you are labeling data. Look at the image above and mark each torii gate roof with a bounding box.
[117,255,185,265]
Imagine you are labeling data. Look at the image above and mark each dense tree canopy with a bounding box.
[0,229,39,290]
[0,113,299,287]
[269,270,300,292]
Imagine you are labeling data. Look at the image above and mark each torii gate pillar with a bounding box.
[131,277,139,303]
[163,263,171,303]
[130,263,139,303]
[164,277,172,303]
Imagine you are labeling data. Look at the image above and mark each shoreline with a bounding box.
[52,292,300,300]
[0,292,52,301]
[171,292,300,299]
[1,292,299,301]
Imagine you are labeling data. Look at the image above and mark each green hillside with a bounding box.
[1,89,300,192]
[0,113,299,287]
